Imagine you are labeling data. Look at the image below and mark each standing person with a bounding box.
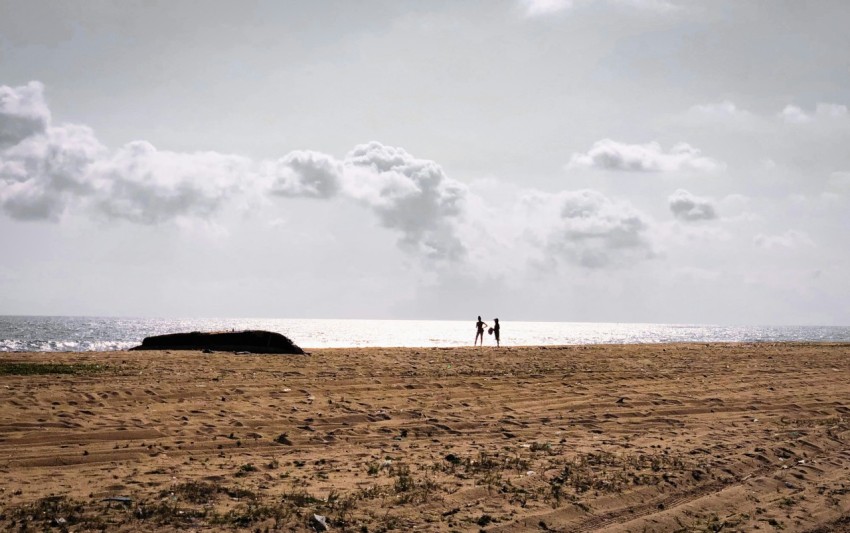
[474,316,488,346]
[493,318,501,347]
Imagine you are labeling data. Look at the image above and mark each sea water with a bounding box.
[1,315,849,352]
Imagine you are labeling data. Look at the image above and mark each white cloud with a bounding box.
[89,141,252,224]
[683,101,759,128]
[778,105,811,124]
[521,0,677,17]
[753,230,815,250]
[815,103,848,119]
[0,82,106,220]
[521,189,656,268]
[568,139,723,172]
[522,0,572,17]
[270,141,470,261]
[668,189,718,221]
[661,220,730,246]
[779,103,848,123]
[0,81,471,262]
[0,123,104,221]
[264,150,342,199]
[340,142,468,261]
[1,81,762,277]
[1,79,668,271]
[0,81,51,149]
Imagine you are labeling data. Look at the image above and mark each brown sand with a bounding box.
[1,343,850,532]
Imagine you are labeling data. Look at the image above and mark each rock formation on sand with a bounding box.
[131,330,305,354]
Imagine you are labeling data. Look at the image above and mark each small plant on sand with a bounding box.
[530,441,554,454]
[133,498,208,526]
[159,479,257,506]
[391,464,438,504]
[235,463,258,477]
[161,480,218,504]
[355,483,386,501]
[211,502,291,528]
[393,464,415,493]
[0,362,108,375]
[280,490,322,508]
[477,514,494,527]
[326,490,358,528]
[4,495,107,530]
[547,449,694,504]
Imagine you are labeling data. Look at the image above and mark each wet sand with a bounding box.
[1,343,850,531]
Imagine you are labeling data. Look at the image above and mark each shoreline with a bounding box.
[4,339,850,354]
[2,343,850,531]
[4,316,850,353]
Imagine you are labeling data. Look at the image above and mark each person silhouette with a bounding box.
[493,318,500,347]
[474,316,488,346]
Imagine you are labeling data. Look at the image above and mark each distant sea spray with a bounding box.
[1,316,849,352]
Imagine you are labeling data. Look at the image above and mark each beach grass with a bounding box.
[0,361,107,375]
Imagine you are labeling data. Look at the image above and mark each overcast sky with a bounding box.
[1,0,849,325]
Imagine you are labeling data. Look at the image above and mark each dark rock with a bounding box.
[131,330,305,354]
[444,453,461,465]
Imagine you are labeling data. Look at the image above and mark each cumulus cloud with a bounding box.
[0,81,271,224]
[340,142,468,260]
[568,139,723,173]
[779,103,848,123]
[0,124,104,221]
[0,83,106,220]
[89,141,253,224]
[0,81,51,149]
[682,101,760,129]
[2,81,673,270]
[521,189,656,268]
[778,105,810,124]
[0,82,108,220]
[261,141,470,260]
[264,150,342,199]
[754,230,815,250]
[0,82,471,261]
[816,103,848,119]
[668,189,718,221]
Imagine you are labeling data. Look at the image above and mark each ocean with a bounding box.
[1,315,849,352]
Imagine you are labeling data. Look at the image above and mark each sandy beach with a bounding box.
[1,343,850,532]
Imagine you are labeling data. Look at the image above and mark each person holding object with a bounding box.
[475,316,488,346]
[492,318,500,347]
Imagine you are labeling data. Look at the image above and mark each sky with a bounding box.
[1,0,849,325]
